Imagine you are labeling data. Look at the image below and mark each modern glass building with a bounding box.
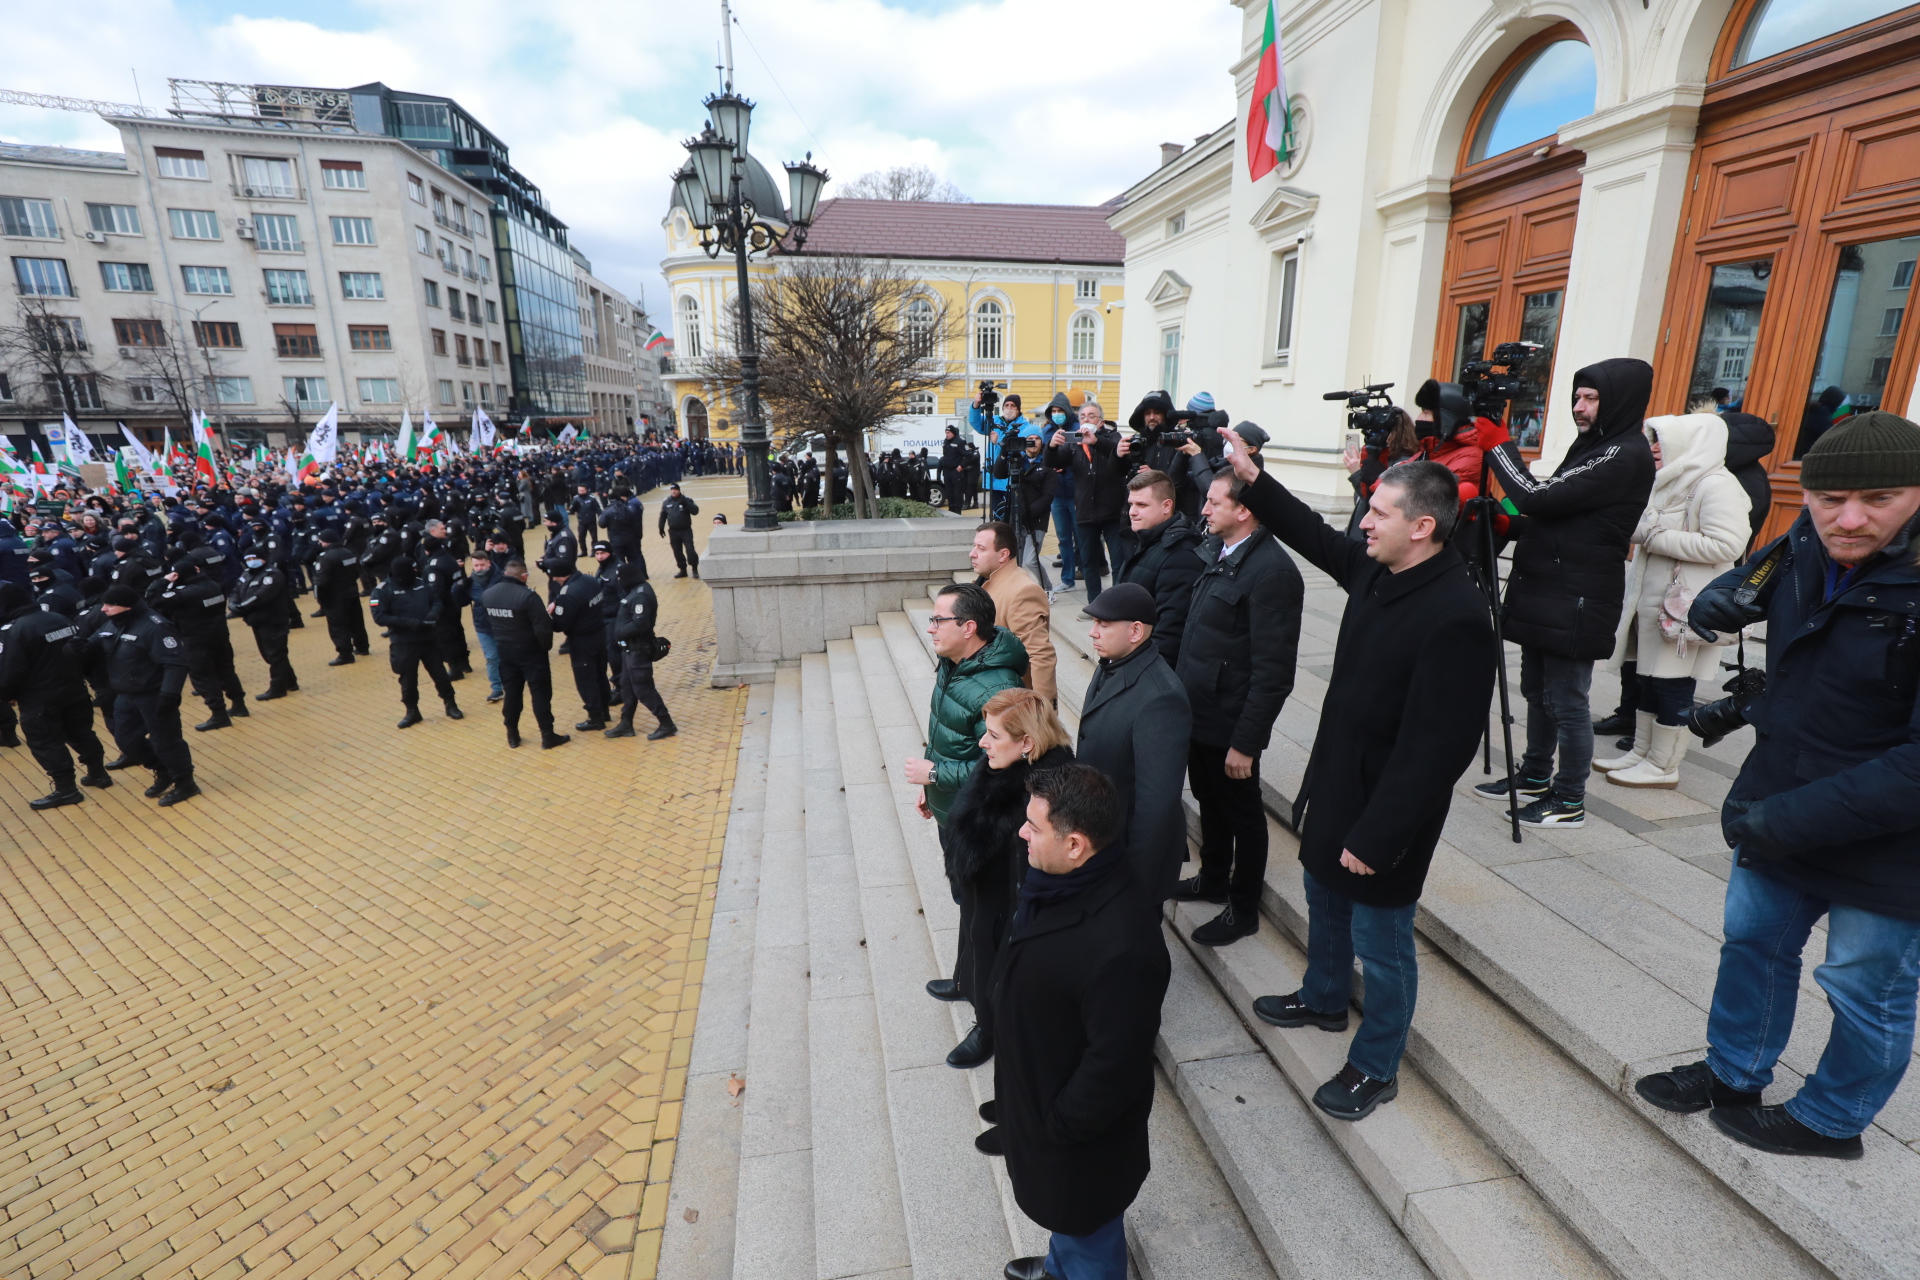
[347,83,589,421]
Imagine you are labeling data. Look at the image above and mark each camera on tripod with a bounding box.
[1458,341,1541,418]
[1323,382,1398,449]
[977,380,1002,416]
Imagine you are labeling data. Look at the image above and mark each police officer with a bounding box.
[371,558,464,729]
[601,487,645,575]
[92,584,197,805]
[90,534,161,601]
[479,558,568,749]
[362,512,402,589]
[153,549,248,730]
[658,484,700,578]
[570,485,601,551]
[538,512,578,593]
[607,560,676,740]
[419,519,471,679]
[29,561,83,618]
[229,546,299,699]
[0,581,111,810]
[547,560,611,731]
[313,529,369,664]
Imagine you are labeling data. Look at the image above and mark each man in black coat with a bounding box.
[1221,439,1495,1121]
[993,764,1169,1280]
[92,585,197,805]
[1073,583,1192,899]
[1115,469,1204,667]
[1636,413,1920,1160]
[607,561,675,740]
[0,581,111,810]
[152,550,247,731]
[658,484,700,578]
[229,548,298,699]
[480,559,568,749]
[370,558,463,729]
[312,529,369,665]
[1047,399,1134,602]
[1479,357,1655,827]
[1171,470,1304,946]
[548,562,612,731]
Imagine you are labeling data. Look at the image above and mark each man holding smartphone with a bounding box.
[1049,400,1135,603]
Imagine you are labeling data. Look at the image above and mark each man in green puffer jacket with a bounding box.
[905,580,1029,825]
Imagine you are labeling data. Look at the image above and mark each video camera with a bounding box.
[1324,382,1398,449]
[977,379,1002,416]
[1459,342,1541,419]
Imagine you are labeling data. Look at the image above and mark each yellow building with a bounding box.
[659,175,1126,451]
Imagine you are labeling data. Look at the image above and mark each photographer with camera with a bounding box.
[1049,398,1135,604]
[1634,412,1920,1160]
[1122,391,1202,519]
[1341,407,1422,537]
[1473,358,1655,828]
[969,384,1043,522]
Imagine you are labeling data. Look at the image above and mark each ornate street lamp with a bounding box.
[679,92,828,530]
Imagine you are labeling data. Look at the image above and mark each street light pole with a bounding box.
[729,190,775,530]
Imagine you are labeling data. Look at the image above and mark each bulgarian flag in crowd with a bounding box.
[113,448,135,491]
[291,403,339,486]
[253,443,270,469]
[418,410,448,458]
[27,439,48,475]
[644,328,668,352]
[397,410,416,464]
[191,411,221,487]
[1246,0,1294,181]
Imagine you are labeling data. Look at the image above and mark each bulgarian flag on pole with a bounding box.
[418,410,447,459]
[191,411,221,487]
[113,448,134,491]
[397,409,416,464]
[1247,0,1293,181]
[644,328,668,352]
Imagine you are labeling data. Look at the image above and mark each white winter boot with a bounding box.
[1594,711,1653,772]
[1609,721,1685,788]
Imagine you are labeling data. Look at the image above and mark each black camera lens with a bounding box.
[1685,696,1748,749]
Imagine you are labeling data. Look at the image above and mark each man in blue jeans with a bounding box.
[1637,412,1920,1159]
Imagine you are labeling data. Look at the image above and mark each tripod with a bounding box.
[1466,493,1522,844]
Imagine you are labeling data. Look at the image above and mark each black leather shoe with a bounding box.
[604,720,636,739]
[1004,1258,1054,1280]
[1592,710,1634,735]
[30,787,84,811]
[1314,1062,1398,1121]
[311,608,327,618]
[157,776,200,807]
[1171,875,1229,904]
[973,1125,1004,1156]
[229,697,249,718]
[354,648,370,656]
[103,754,133,770]
[576,719,606,731]
[558,641,572,655]
[143,772,173,799]
[925,978,964,1002]
[947,1024,993,1069]
[1635,1061,1762,1114]
[397,709,423,729]
[978,1098,996,1123]
[443,701,464,720]
[1190,904,1258,947]
[506,731,522,748]
[1711,1104,1863,1159]
[674,570,688,578]
[328,655,354,666]
[194,713,232,732]
[79,768,113,789]
[540,732,571,749]
[257,688,288,701]
[1253,991,1349,1032]
[647,721,677,740]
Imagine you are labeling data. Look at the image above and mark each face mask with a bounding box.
[1050,412,1067,426]
[1001,406,1018,421]
[244,557,265,570]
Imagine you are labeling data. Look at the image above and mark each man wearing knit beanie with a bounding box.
[1636,409,1920,1160]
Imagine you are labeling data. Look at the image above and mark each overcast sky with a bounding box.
[2,0,1242,335]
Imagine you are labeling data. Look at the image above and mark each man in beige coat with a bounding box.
[971,522,1057,704]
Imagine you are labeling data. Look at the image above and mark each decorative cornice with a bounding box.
[1373,176,1453,222]
[1557,82,1705,154]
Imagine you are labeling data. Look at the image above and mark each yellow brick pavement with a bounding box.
[0,474,752,1280]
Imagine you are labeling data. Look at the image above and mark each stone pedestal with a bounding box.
[703,519,976,686]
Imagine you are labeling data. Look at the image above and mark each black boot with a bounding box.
[506,729,522,748]
[30,782,84,811]
[328,654,354,666]
[397,706,424,729]
[144,770,173,799]
[442,699,464,720]
[194,703,233,731]
[103,754,134,770]
[0,726,18,748]
[229,694,249,718]
[540,731,571,749]
[257,687,288,701]
[647,717,677,741]
[604,717,636,739]
[576,718,607,731]
[79,765,113,789]
[157,774,200,807]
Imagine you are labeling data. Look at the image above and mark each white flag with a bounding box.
[119,423,155,472]
[305,403,340,464]
[558,424,578,444]
[62,414,94,464]
[471,407,497,451]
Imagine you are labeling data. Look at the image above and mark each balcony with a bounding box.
[232,183,298,200]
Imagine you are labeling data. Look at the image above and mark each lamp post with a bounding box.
[678,91,827,530]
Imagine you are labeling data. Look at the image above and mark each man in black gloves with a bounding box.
[608,560,675,740]
[1636,412,1920,1161]
[547,560,612,732]
[480,559,567,749]
[0,581,111,810]
[658,484,700,578]
[93,584,197,805]
[371,558,464,729]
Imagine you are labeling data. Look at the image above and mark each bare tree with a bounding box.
[840,164,971,203]
[114,303,219,430]
[0,294,111,418]
[701,255,958,519]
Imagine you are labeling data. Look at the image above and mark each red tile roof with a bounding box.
[793,198,1125,266]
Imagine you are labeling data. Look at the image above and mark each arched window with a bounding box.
[1070,312,1098,361]
[1732,0,1910,69]
[905,295,936,359]
[1467,37,1598,165]
[906,390,936,415]
[683,396,709,440]
[973,299,1003,361]
[678,294,703,359]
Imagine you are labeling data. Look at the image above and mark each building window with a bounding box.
[349,324,392,351]
[1160,326,1181,400]
[904,295,936,358]
[473,340,488,367]
[0,373,11,400]
[449,291,465,320]
[45,374,103,410]
[1468,38,1597,164]
[1884,307,1907,337]
[477,257,490,281]
[491,341,503,364]
[213,376,254,403]
[195,321,243,348]
[182,265,231,295]
[906,390,936,415]
[408,174,425,204]
[358,377,401,403]
[1725,308,1751,334]
[461,247,474,274]
[113,318,167,347]
[1719,345,1749,380]
[431,329,448,356]
[339,272,384,300]
[127,379,161,403]
[1896,260,1917,290]
[320,160,366,190]
[414,226,432,255]
[495,383,509,405]
[437,379,454,405]
[253,213,301,252]
[461,381,475,406]
[274,323,320,358]
[283,376,328,407]
[1,197,59,239]
[32,316,85,351]
[431,189,447,221]
[479,383,492,405]
[1872,355,1895,383]
[1069,311,1097,362]
[1075,277,1099,301]
[240,156,297,198]
[169,208,220,240]
[438,237,455,269]
[263,269,312,305]
[85,203,140,235]
[679,295,703,358]
[1273,249,1300,365]
[13,257,72,296]
[424,280,440,307]
[973,298,1004,361]
[155,147,208,180]
[455,334,471,364]
[1167,212,1185,237]
[1735,0,1915,69]
[485,300,498,323]
[100,262,154,292]
[331,216,375,246]
[466,292,480,320]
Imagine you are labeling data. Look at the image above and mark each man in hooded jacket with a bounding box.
[1478,358,1656,828]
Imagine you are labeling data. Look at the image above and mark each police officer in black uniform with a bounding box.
[538,512,578,596]
[229,546,298,699]
[658,484,700,577]
[29,561,84,618]
[607,560,676,740]
[90,535,162,601]
[479,559,568,749]
[371,558,464,729]
[312,528,369,664]
[547,560,611,731]
[419,520,471,679]
[601,487,645,575]
[153,548,248,730]
[570,485,601,552]
[93,584,197,805]
[0,581,111,810]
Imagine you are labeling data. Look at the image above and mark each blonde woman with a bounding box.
[1597,413,1749,787]
[941,688,1074,1076]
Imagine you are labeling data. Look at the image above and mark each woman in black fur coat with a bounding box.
[943,687,1074,1069]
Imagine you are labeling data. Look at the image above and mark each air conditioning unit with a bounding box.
[241,186,262,198]
[237,224,255,240]
[82,230,106,244]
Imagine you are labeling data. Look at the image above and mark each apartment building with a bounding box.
[572,250,640,435]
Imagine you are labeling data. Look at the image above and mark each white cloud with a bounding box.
[0,0,1241,330]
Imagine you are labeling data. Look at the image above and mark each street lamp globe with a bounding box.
[704,92,754,158]
[784,157,830,229]
[673,165,713,230]
[685,129,734,209]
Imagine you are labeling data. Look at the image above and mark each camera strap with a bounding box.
[1733,537,1788,609]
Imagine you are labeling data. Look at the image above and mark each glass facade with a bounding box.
[499,215,588,417]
